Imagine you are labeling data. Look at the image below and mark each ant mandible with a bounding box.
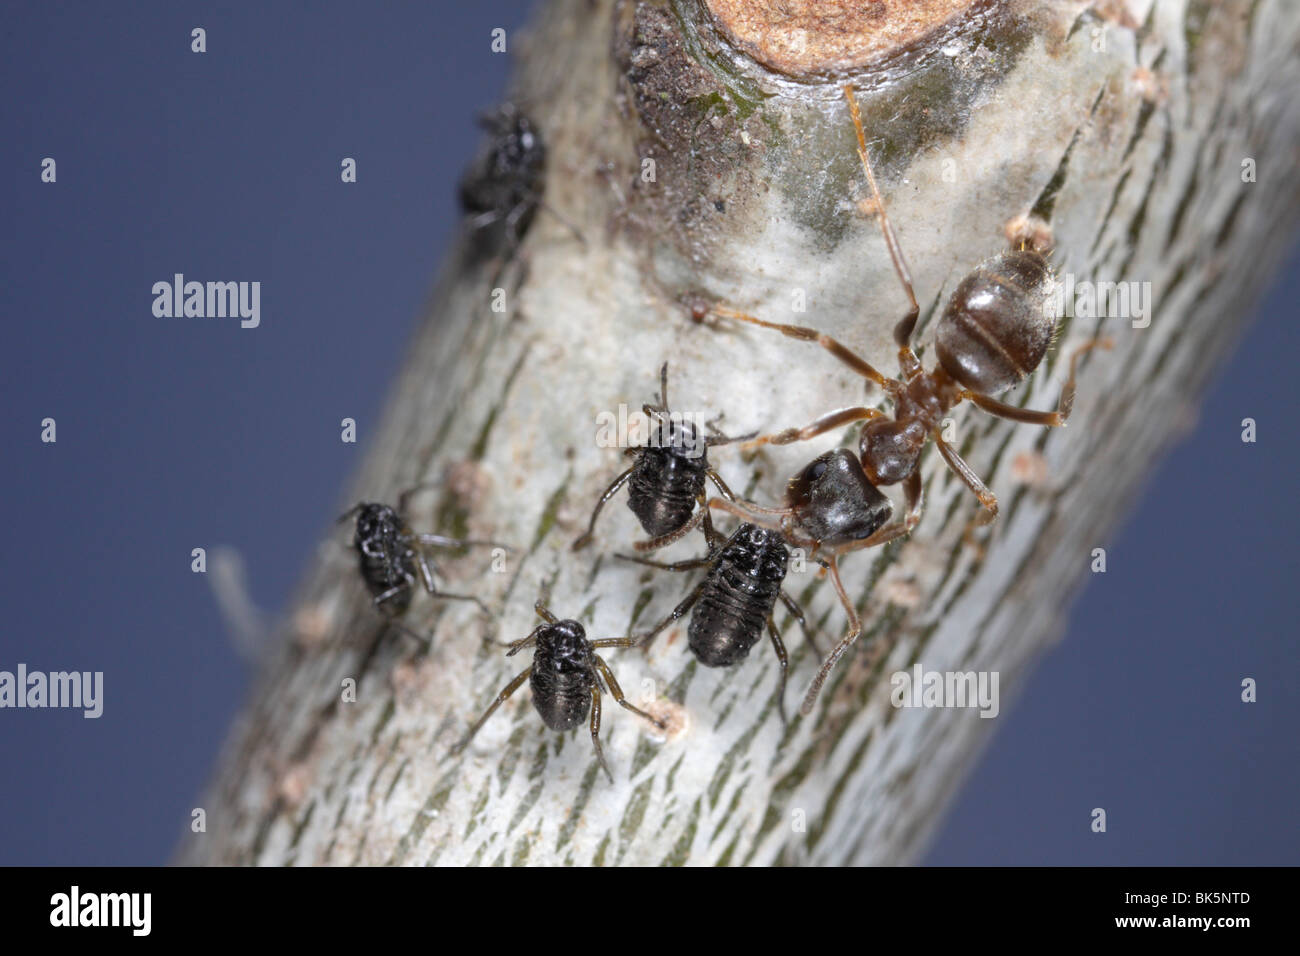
[706,84,1112,713]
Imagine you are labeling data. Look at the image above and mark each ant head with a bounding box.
[538,619,593,671]
[785,450,893,548]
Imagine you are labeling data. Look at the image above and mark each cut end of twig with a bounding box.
[704,0,980,75]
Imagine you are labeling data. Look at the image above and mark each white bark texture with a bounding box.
[181,0,1300,866]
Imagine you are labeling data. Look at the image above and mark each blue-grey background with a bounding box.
[0,3,1295,866]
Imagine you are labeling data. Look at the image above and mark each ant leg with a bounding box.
[571,467,634,551]
[452,665,533,754]
[588,688,614,783]
[800,557,861,715]
[632,506,708,553]
[703,496,793,537]
[506,624,548,657]
[594,655,667,729]
[933,431,998,518]
[964,338,1114,426]
[633,581,705,649]
[739,406,884,451]
[779,589,821,656]
[709,305,899,394]
[658,361,670,410]
[842,84,921,361]
[533,601,559,625]
[765,617,791,727]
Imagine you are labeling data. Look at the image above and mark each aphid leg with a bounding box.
[800,557,862,715]
[416,533,512,552]
[615,551,715,572]
[843,84,921,367]
[415,553,492,615]
[452,665,533,754]
[533,601,560,625]
[337,503,366,524]
[588,688,614,784]
[537,198,587,246]
[739,406,884,451]
[632,582,705,649]
[594,655,667,730]
[963,338,1114,426]
[395,482,443,515]
[632,505,708,552]
[703,425,759,448]
[709,305,899,395]
[386,618,434,647]
[765,617,791,727]
[506,623,548,657]
[658,361,670,409]
[933,431,998,519]
[372,573,415,611]
[572,467,634,551]
[779,589,821,656]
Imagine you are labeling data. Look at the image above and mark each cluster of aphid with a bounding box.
[340,86,1110,782]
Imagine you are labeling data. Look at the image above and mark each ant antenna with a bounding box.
[842,84,920,347]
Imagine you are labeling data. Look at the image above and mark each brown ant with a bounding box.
[451,601,665,782]
[704,85,1112,713]
[572,363,750,553]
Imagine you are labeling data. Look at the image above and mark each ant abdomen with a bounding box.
[688,526,788,667]
[935,249,1054,395]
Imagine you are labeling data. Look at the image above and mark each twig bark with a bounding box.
[181,0,1300,866]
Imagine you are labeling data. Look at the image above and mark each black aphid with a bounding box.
[340,485,503,639]
[452,602,664,782]
[572,363,749,553]
[620,523,815,725]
